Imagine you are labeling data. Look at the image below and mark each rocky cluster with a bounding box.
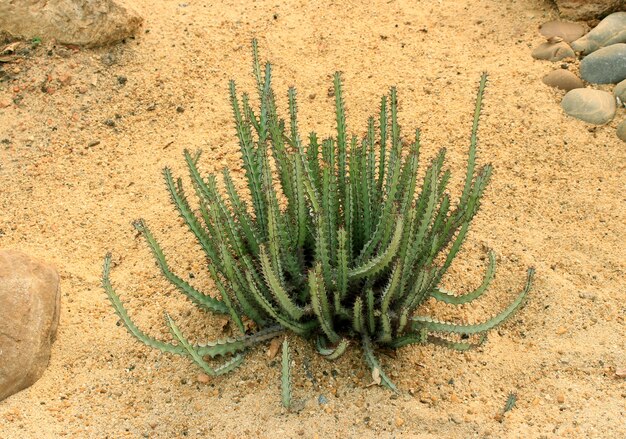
[532,12,626,141]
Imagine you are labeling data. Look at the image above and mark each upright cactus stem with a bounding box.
[102,40,534,400]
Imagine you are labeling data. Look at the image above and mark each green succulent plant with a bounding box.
[102,40,534,401]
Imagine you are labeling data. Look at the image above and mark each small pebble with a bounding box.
[104,119,116,127]
[557,393,565,403]
[117,76,127,85]
[395,416,405,427]
[0,98,11,108]
[556,326,567,335]
[318,394,329,405]
[542,70,584,91]
[561,88,616,125]
[176,106,185,113]
[614,79,626,104]
[87,140,100,148]
[147,103,156,111]
[266,337,281,359]
[617,120,626,142]
[196,373,210,384]
[450,393,460,403]
[539,21,586,43]
[578,291,597,301]
[450,414,462,424]
[58,73,72,85]
[78,85,88,94]
[101,52,117,66]
[532,41,575,61]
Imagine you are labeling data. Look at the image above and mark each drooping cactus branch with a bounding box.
[102,40,534,399]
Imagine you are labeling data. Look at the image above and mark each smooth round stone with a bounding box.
[617,120,626,142]
[561,88,616,125]
[614,79,626,104]
[580,44,626,84]
[539,21,586,43]
[532,41,576,61]
[0,250,60,402]
[542,70,584,91]
[571,12,626,55]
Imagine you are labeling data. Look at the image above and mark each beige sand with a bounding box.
[0,0,624,437]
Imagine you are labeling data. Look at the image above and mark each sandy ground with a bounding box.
[1,0,625,437]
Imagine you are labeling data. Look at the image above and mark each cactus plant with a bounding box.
[102,40,534,400]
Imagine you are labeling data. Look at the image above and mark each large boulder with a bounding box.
[553,0,626,21]
[0,0,142,47]
[0,250,60,402]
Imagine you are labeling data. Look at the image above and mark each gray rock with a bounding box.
[571,12,626,55]
[617,120,626,141]
[561,88,616,124]
[532,42,576,61]
[542,70,585,91]
[580,44,626,84]
[614,79,626,105]
[539,21,586,43]
[0,250,60,402]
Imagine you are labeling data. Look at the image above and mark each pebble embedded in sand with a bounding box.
[571,12,626,55]
[561,88,616,124]
[557,393,565,403]
[266,337,281,359]
[196,373,210,384]
[542,70,584,91]
[539,21,586,43]
[617,120,626,142]
[532,41,576,61]
[614,79,626,104]
[579,44,626,84]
